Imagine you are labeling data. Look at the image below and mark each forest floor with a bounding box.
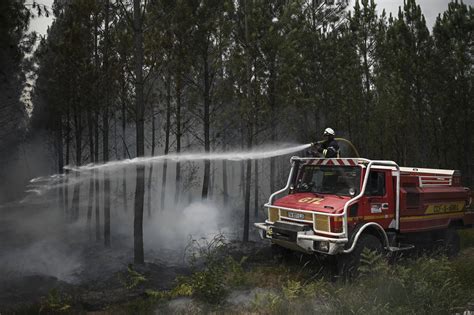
[1,227,474,314]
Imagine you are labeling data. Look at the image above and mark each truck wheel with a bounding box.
[271,243,292,262]
[444,228,460,257]
[336,234,383,280]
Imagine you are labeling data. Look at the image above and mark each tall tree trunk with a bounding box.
[269,62,276,194]
[103,0,111,248]
[222,140,228,206]
[174,75,182,205]
[147,107,156,217]
[121,55,128,212]
[94,111,100,241]
[71,107,82,222]
[93,12,101,241]
[243,128,252,242]
[65,109,71,215]
[240,124,245,196]
[201,50,211,199]
[56,116,65,215]
[87,110,94,231]
[243,1,251,242]
[161,74,171,211]
[133,0,145,264]
[254,159,259,218]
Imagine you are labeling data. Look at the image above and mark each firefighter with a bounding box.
[307,127,340,158]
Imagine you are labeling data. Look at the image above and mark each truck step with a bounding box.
[387,243,415,252]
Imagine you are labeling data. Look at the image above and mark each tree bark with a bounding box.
[121,53,128,212]
[269,60,276,194]
[174,75,182,205]
[160,74,171,211]
[243,128,252,242]
[133,0,145,264]
[93,11,100,241]
[94,111,100,241]
[56,115,65,216]
[254,159,259,218]
[147,106,156,217]
[65,108,70,215]
[103,0,111,248]
[71,106,82,222]
[222,140,228,207]
[86,110,94,231]
[201,50,211,199]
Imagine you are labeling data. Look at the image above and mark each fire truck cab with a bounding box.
[255,157,474,267]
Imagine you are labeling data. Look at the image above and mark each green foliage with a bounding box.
[224,256,248,287]
[282,279,303,301]
[119,264,147,290]
[328,253,469,314]
[244,248,473,314]
[150,235,249,305]
[251,291,283,313]
[459,229,474,249]
[39,288,71,314]
[358,247,389,276]
[146,283,194,300]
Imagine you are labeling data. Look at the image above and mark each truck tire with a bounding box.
[336,234,383,280]
[444,228,460,257]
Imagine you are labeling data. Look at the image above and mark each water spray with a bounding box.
[63,143,313,173]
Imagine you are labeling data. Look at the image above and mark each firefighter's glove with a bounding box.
[312,143,323,153]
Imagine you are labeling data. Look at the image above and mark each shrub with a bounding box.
[39,288,71,314]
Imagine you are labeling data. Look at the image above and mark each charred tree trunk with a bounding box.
[133,0,145,264]
[147,106,156,217]
[243,2,251,242]
[240,123,245,196]
[269,61,276,194]
[254,159,259,218]
[93,12,101,242]
[94,111,100,241]
[103,0,111,248]
[87,110,94,230]
[160,74,171,211]
[56,115,65,214]
[201,50,211,199]
[222,141,228,207]
[121,55,128,212]
[71,106,82,222]
[65,109,70,215]
[174,75,182,205]
[243,128,252,242]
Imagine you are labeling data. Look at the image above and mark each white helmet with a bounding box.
[323,127,335,137]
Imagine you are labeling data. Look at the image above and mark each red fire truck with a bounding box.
[255,157,474,273]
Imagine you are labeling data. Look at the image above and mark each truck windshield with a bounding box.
[295,165,361,196]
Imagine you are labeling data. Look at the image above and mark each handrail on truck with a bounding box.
[266,157,401,240]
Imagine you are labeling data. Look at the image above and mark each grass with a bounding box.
[98,231,474,314]
[459,228,474,249]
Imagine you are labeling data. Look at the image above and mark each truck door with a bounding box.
[362,170,395,229]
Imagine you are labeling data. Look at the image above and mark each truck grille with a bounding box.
[272,221,310,242]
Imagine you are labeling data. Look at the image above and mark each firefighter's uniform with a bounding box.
[306,127,340,158]
[317,139,340,158]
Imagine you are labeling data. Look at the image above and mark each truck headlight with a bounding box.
[268,208,279,223]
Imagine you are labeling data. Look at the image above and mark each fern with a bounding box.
[119,264,147,290]
[358,248,388,276]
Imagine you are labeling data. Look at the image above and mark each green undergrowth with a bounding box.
[459,228,474,248]
[113,233,474,314]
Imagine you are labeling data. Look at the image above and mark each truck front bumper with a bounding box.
[255,221,348,255]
